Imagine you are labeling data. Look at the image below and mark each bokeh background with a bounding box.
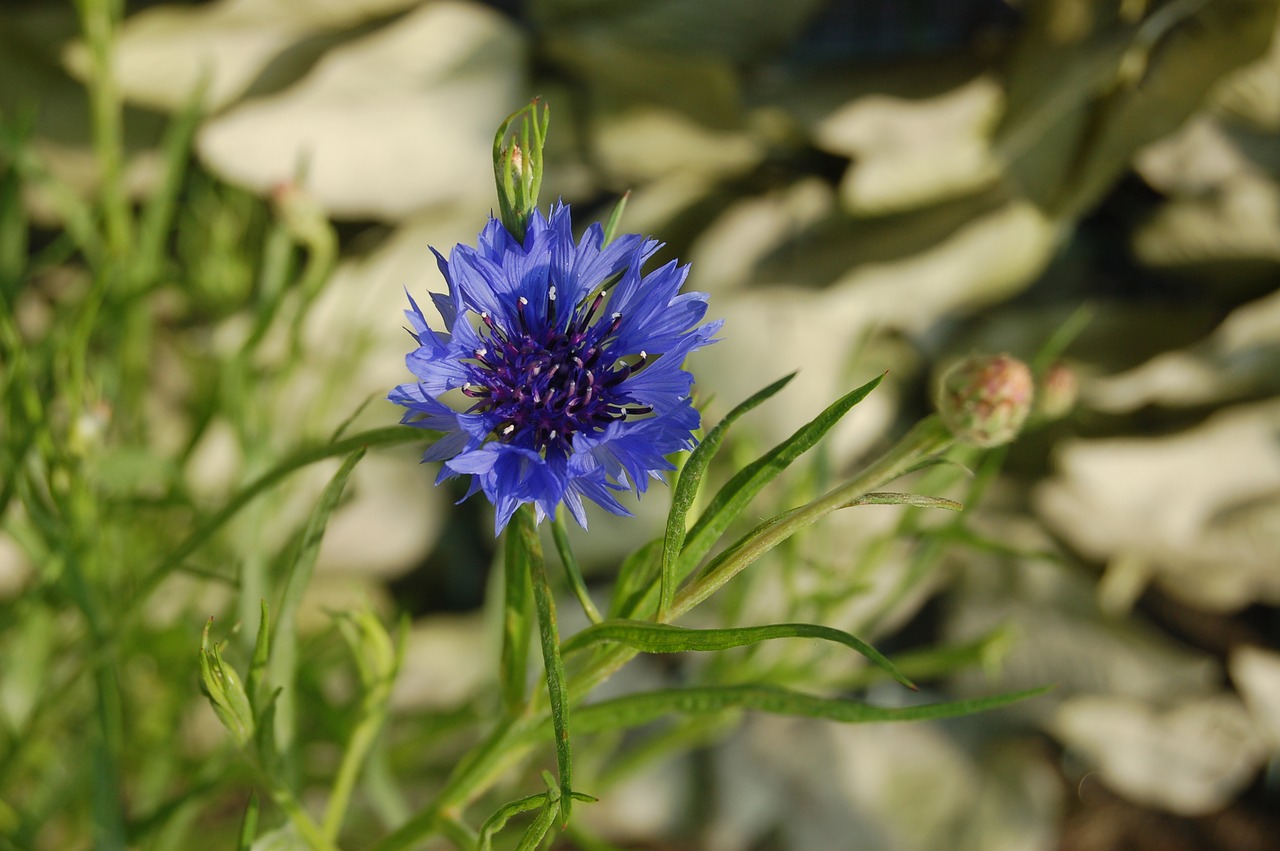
[3,0,1280,849]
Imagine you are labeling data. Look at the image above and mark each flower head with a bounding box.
[390,203,721,533]
[935,353,1034,448]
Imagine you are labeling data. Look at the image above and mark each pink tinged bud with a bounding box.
[1036,361,1078,421]
[936,353,1034,448]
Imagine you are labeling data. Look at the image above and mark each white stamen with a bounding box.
[518,297,528,306]
[502,424,515,435]
[549,286,557,301]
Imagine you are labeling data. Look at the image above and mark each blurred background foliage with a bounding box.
[2,0,1280,849]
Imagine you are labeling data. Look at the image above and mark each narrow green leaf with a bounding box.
[500,513,534,714]
[513,797,558,851]
[134,77,205,290]
[479,793,548,851]
[520,506,575,822]
[601,191,630,245]
[551,512,601,624]
[680,373,884,580]
[844,492,962,512]
[675,417,954,618]
[275,447,366,621]
[571,684,1052,734]
[839,628,1016,690]
[135,426,422,603]
[271,448,366,750]
[329,392,378,443]
[607,538,661,620]
[237,793,260,851]
[247,600,270,711]
[1031,303,1094,375]
[562,620,915,690]
[658,373,797,620]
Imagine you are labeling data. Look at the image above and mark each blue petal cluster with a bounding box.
[390,203,721,533]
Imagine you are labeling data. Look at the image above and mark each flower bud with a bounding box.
[493,99,549,243]
[334,608,402,691]
[270,180,331,249]
[199,618,255,748]
[1036,361,1078,421]
[935,353,1034,448]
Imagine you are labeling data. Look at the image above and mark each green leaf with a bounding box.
[270,448,365,750]
[674,417,953,618]
[479,793,548,851]
[679,373,883,582]
[608,538,662,620]
[133,78,206,291]
[562,620,916,690]
[570,684,1052,733]
[601,191,630,245]
[657,372,796,620]
[135,425,421,603]
[842,492,962,512]
[247,600,270,712]
[551,512,602,624]
[513,794,558,851]
[237,793,260,851]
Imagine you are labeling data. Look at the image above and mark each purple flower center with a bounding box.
[461,288,651,455]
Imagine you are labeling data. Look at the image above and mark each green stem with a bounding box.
[74,0,132,259]
[323,676,395,840]
[551,513,601,624]
[521,507,574,822]
[267,779,341,851]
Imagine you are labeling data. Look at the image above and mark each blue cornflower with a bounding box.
[390,203,721,534]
